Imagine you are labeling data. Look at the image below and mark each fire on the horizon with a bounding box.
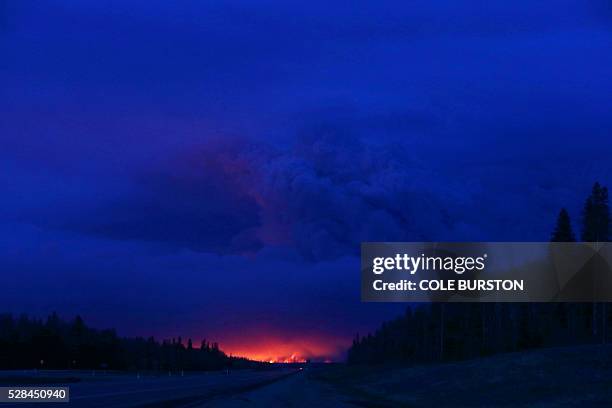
[217,334,347,363]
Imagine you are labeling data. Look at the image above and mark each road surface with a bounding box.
[0,369,300,407]
[199,370,354,407]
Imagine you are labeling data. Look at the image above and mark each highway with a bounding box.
[0,369,298,407]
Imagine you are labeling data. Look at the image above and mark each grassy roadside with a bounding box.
[310,365,406,407]
[311,344,612,407]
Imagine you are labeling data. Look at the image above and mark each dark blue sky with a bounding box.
[1,0,611,361]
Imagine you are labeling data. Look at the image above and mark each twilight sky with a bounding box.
[1,0,611,361]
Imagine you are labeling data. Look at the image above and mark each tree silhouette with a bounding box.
[580,183,611,339]
[551,208,576,242]
[0,314,257,371]
[348,183,612,365]
[581,182,610,242]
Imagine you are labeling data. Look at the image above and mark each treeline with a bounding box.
[0,313,256,371]
[347,302,612,364]
[349,182,611,365]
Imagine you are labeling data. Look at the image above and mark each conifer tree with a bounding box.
[580,183,610,341]
[581,182,610,242]
[551,208,575,242]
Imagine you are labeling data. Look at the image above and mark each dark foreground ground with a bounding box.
[0,368,298,408]
[3,344,612,407]
[315,344,612,407]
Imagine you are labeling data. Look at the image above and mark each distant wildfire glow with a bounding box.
[217,333,347,363]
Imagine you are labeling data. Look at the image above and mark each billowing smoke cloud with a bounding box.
[58,122,612,261]
[54,121,612,261]
[46,128,519,260]
[253,130,462,260]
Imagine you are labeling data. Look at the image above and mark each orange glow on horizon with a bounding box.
[217,332,348,363]
[265,354,307,364]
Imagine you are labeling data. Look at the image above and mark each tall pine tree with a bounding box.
[551,208,576,242]
[580,183,610,341]
[581,182,610,242]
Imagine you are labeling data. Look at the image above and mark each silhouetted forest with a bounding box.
[349,182,611,364]
[0,313,257,371]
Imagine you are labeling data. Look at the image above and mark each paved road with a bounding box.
[199,371,354,408]
[0,369,297,407]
